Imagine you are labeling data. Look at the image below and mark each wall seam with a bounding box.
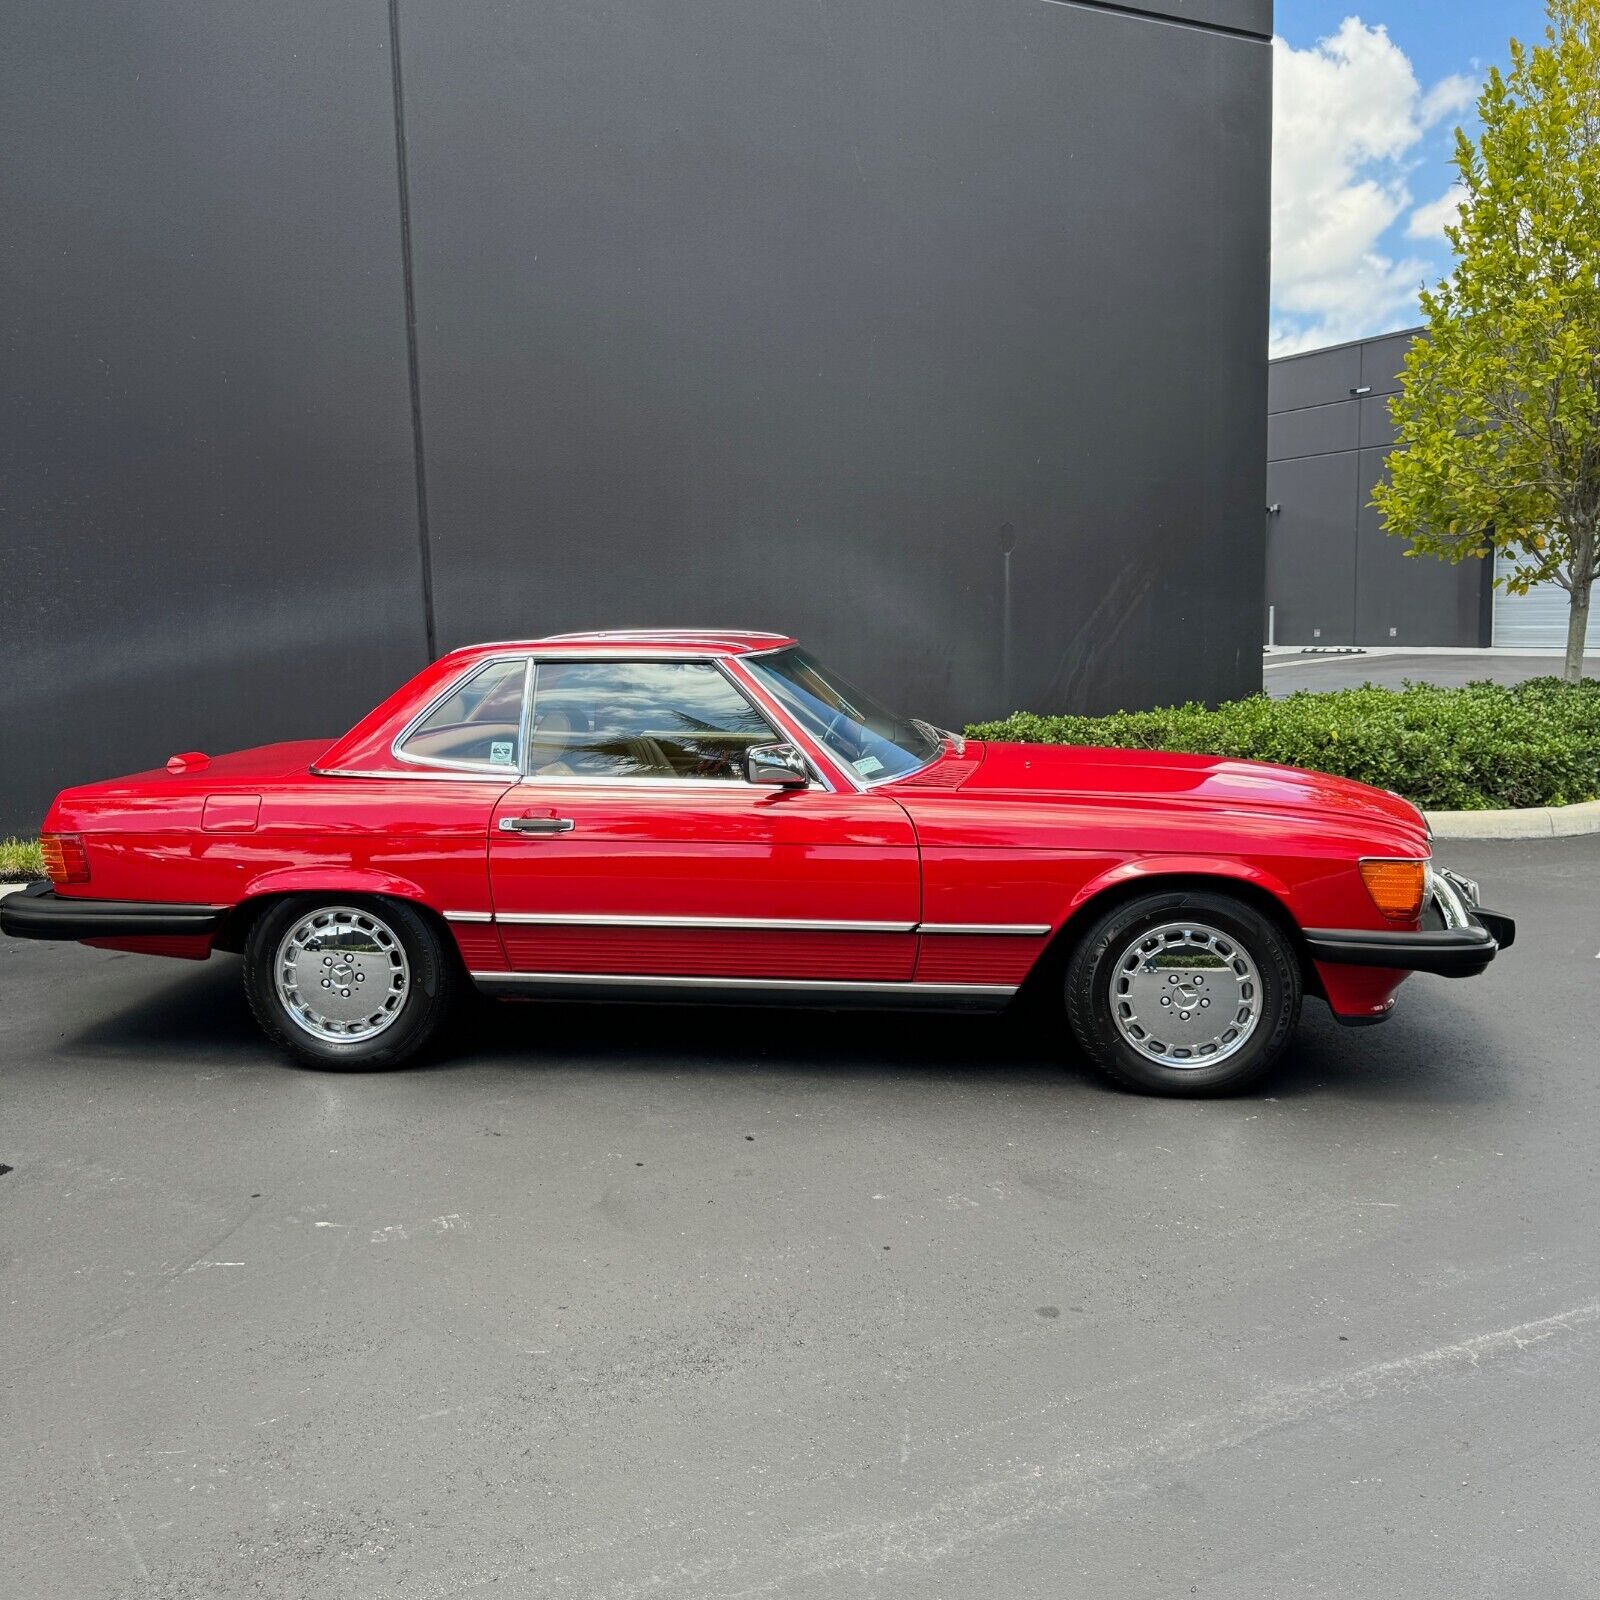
[1268,395,1369,420]
[1038,0,1269,43]
[387,0,437,660]
[1268,447,1363,465]
[1348,445,1364,645]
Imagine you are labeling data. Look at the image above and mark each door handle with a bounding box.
[498,816,575,835]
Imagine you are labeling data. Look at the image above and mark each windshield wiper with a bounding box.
[911,717,963,757]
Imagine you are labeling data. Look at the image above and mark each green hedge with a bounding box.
[0,837,45,882]
[966,678,1600,811]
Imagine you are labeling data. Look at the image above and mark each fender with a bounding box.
[1062,855,1298,929]
[240,865,433,906]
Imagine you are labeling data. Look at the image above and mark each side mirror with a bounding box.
[745,742,809,788]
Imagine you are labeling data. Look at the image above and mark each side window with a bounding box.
[397,659,527,770]
[527,661,779,781]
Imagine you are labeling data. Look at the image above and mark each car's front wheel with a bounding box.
[1063,888,1302,1096]
[243,896,458,1069]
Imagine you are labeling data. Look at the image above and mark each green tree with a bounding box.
[1373,0,1600,682]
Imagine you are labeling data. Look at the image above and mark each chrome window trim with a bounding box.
[324,649,889,793]
[516,657,536,780]
[540,629,793,646]
[390,654,533,777]
[500,646,764,661]
[513,773,790,792]
[723,658,862,793]
[918,923,1051,936]
[494,912,915,932]
[470,971,1017,997]
[733,650,943,793]
[309,765,521,784]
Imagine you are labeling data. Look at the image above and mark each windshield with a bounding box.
[744,648,943,782]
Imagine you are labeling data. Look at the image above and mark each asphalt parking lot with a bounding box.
[1264,649,1600,696]
[3,835,1597,1599]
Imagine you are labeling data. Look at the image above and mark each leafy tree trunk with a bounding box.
[1567,562,1593,683]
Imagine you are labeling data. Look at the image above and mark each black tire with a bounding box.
[242,895,459,1070]
[1063,888,1302,1097]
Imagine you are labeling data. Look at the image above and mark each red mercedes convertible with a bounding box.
[2,630,1512,1095]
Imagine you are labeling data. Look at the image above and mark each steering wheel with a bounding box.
[820,709,859,757]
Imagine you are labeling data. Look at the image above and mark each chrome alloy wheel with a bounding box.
[273,906,410,1044]
[1108,920,1262,1068]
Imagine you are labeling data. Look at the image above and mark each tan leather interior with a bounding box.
[528,708,576,777]
[402,721,520,764]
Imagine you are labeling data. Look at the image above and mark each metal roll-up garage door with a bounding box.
[1492,553,1600,649]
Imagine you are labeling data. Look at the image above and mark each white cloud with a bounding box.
[1271,20,1478,357]
[1420,73,1478,127]
[1406,183,1466,240]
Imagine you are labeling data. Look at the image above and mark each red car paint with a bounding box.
[31,631,1443,1022]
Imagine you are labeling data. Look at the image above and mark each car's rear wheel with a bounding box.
[243,896,457,1069]
[1063,889,1301,1096]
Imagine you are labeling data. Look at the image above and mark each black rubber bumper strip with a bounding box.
[0,882,226,941]
[1302,913,1513,979]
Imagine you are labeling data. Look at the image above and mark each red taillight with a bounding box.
[40,833,91,886]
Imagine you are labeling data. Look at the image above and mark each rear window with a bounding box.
[396,658,528,770]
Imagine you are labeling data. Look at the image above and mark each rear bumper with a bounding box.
[0,882,226,941]
[1305,868,1514,980]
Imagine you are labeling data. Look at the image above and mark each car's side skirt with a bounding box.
[468,970,1017,1010]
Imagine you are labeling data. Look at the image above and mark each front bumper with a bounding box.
[1304,868,1515,979]
[0,882,226,941]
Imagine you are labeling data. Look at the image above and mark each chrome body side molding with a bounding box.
[492,912,917,933]
[468,971,1017,1009]
[446,912,1047,936]
[472,972,1013,994]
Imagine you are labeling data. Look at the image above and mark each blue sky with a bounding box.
[1270,2,1550,354]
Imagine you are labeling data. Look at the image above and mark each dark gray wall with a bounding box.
[1,0,1272,835]
[1266,329,1490,649]
[1,2,429,835]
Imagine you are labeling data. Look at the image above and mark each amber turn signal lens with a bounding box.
[40,832,91,886]
[1359,858,1426,922]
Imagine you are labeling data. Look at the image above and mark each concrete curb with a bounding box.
[1425,799,1600,841]
[0,881,32,898]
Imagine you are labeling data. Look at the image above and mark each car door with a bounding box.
[487,657,920,983]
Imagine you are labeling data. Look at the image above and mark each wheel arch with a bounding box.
[1018,860,1321,1004]
[212,872,448,956]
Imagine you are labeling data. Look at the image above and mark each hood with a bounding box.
[942,741,1429,845]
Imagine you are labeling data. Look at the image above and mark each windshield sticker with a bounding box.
[853,755,885,776]
[490,741,515,765]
